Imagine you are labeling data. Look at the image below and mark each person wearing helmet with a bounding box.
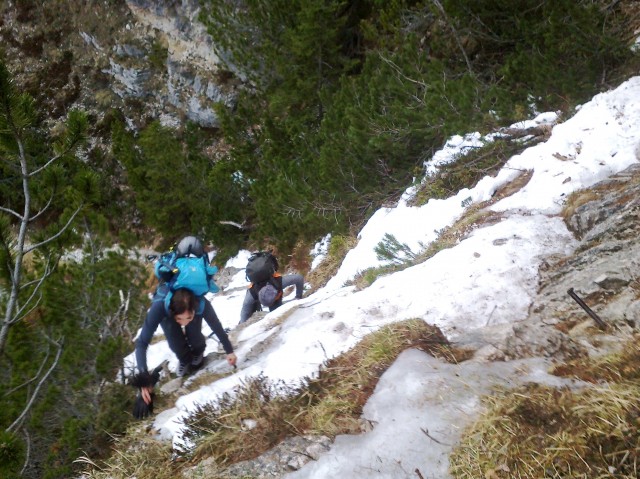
[176,235,204,257]
[135,236,237,410]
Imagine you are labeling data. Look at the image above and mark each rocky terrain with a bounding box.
[0,0,235,129]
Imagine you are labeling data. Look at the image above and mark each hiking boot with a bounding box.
[191,352,204,368]
[177,361,190,377]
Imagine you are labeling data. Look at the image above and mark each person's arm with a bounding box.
[281,274,304,299]
[202,301,237,366]
[135,301,164,373]
[135,301,164,404]
[239,290,258,324]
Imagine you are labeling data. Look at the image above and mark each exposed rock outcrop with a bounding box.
[0,0,237,129]
[497,164,640,360]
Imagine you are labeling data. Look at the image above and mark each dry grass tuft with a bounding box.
[76,425,179,479]
[305,234,357,293]
[450,336,640,478]
[183,375,302,464]
[178,319,452,466]
[552,336,640,383]
[561,189,601,231]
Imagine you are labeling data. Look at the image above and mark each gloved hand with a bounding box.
[133,391,152,419]
[130,365,162,420]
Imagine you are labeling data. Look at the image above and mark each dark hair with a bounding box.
[169,288,196,316]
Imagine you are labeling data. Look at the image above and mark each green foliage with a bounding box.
[148,39,168,70]
[441,0,634,110]
[0,430,24,479]
[199,0,374,248]
[374,233,418,264]
[195,0,636,254]
[93,382,136,449]
[113,120,214,242]
[0,236,149,478]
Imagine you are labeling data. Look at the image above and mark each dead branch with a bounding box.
[218,220,247,230]
[24,204,84,253]
[20,427,31,476]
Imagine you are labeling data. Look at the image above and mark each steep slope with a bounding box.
[110,77,640,479]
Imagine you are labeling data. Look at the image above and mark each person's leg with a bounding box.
[160,318,193,375]
[184,315,206,367]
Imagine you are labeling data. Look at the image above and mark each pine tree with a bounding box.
[0,58,96,477]
[0,59,95,352]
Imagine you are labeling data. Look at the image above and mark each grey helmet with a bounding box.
[176,236,204,257]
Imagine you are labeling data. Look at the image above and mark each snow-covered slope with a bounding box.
[125,76,640,478]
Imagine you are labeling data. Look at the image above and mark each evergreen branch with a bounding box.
[6,335,63,433]
[24,204,84,254]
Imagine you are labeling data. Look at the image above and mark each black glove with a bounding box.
[130,365,163,420]
[133,391,152,419]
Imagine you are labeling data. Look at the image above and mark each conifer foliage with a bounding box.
[198,0,634,249]
[0,60,138,479]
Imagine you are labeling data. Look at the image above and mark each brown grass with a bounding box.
[304,234,357,294]
[75,425,179,479]
[450,336,640,478]
[179,319,454,465]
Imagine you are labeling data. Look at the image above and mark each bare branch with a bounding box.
[432,0,473,75]
[218,220,247,230]
[24,204,84,253]
[19,256,54,290]
[26,153,63,178]
[20,428,31,476]
[3,349,51,398]
[28,190,55,223]
[14,293,42,324]
[377,52,428,89]
[13,257,53,320]
[0,205,23,220]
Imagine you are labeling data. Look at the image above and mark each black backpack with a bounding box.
[245,251,279,284]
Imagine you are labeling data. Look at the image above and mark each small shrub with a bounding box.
[148,39,168,70]
[374,233,419,265]
[0,430,25,478]
[95,89,116,108]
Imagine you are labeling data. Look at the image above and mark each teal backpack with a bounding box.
[152,236,219,315]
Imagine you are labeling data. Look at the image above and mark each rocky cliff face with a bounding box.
[0,0,236,130]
